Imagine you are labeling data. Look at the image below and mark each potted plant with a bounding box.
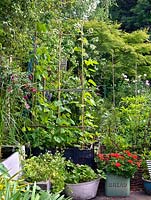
[141,152,151,195]
[64,160,100,200]
[0,169,71,200]
[142,173,151,195]
[22,152,66,193]
[96,150,141,197]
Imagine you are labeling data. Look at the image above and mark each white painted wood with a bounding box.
[146,160,151,179]
[2,152,22,180]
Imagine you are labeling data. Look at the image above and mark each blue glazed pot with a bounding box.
[142,178,151,195]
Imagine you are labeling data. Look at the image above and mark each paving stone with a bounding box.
[94,191,151,200]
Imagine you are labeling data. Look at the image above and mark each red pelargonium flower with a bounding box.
[132,155,138,159]
[136,161,141,168]
[115,162,121,167]
[105,157,109,161]
[110,153,120,158]
[128,160,133,164]
[96,151,140,178]
[119,155,124,159]
[115,153,120,158]
[98,154,104,160]
[125,150,131,157]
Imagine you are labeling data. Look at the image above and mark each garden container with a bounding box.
[65,177,100,200]
[64,147,95,168]
[105,174,130,196]
[36,180,51,191]
[142,178,151,195]
[2,152,22,180]
[1,145,17,159]
[25,146,46,157]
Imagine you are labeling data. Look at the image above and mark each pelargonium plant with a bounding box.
[96,150,141,178]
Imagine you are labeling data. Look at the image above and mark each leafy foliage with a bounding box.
[65,160,98,184]
[98,94,151,152]
[0,180,71,200]
[110,0,151,32]
[22,153,66,193]
[96,151,141,178]
[0,63,36,145]
[0,163,71,199]
[0,0,151,153]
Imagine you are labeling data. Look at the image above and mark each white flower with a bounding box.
[90,44,96,50]
[122,73,127,78]
[132,80,137,83]
[138,75,142,79]
[145,80,150,86]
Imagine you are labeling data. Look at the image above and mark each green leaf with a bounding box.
[82,37,88,45]
[88,68,96,72]
[84,59,98,66]
[54,136,61,143]
[27,127,32,131]
[84,92,92,98]
[22,126,26,132]
[74,47,81,52]
[31,182,37,200]
[69,119,75,125]
[88,79,96,86]
[54,101,62,107]
[85,98,96,106]
[85,112,94,119]
[36,22,47,32]
[0,164,9,177]
[64,107,71,113]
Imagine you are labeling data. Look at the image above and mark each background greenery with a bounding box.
[0,0,151,153]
